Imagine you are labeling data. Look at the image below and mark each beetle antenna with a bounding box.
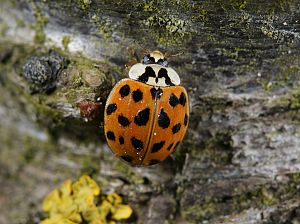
[165,52,184,59]
[171,52,184,57]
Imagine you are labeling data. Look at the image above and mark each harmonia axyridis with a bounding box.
[104,50,189,166]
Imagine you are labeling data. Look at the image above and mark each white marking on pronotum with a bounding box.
[129,63,180,87]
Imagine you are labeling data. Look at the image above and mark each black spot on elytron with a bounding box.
[174,141,181,150]
[131,137,143,151]
[151,141,166,153]
[132,89,143,102]
[158,108,170,129]
[134,108,150,126]
[119,136,124,145]
[150,87,163,99]
[106,131,115,141]
[106,103,117,115]
[148,159,160,165]
[138,66,156,83]
[169,93,179,107]
[179,92,186,106]
[184,113,188,126]
[158,68,175,86]
[118,115,130,127]
[167,143,174,151]
[121,155,133,163]
[172,123,181,134]
[119,84,130,97]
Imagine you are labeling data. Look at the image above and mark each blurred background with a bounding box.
[0,0,300,223]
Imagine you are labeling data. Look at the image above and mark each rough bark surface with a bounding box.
[0,0,300,223]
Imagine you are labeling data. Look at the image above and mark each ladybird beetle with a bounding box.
[104,50,189,166]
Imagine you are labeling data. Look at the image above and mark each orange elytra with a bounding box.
[104,50,189,166]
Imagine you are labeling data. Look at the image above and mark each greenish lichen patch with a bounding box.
[62,36,70,51]
[288,83,300,110]
[21,135,59,165]
[210,0,296,13]
[98,21,114,40]
[191,7,208,22]
[264,81,300,121]
[229,0,247,10]
[181,202,216,223]
[205,131,234,163]
[0,21,8,37]
[16,18,25,28]
[143,14,191,46]
[78,0,92,10]
[145,15,188,35]
[143,2,192,46]
[180,171,300,223]
[41,51,116,109]
[0,42,117,143]
[31,4,48,44]
[142,0,158,12]
[261,22,298,44]
[181,183,282,222]
[255,54,300,92]
[116,0,196,46]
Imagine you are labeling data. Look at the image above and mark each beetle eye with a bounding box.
[143,54,151,64]
[157,59,163,65]
[162,60,168,67]
[157,59,168,67]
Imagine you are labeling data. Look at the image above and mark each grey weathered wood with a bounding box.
[0,0,300,223]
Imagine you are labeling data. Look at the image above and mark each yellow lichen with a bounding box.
[111,204,133,220]
[41,175,133,224]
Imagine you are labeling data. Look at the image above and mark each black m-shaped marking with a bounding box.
[138,66,156,83]
[158,68,175,86]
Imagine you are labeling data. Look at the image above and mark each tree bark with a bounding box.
[0,0,300,223]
